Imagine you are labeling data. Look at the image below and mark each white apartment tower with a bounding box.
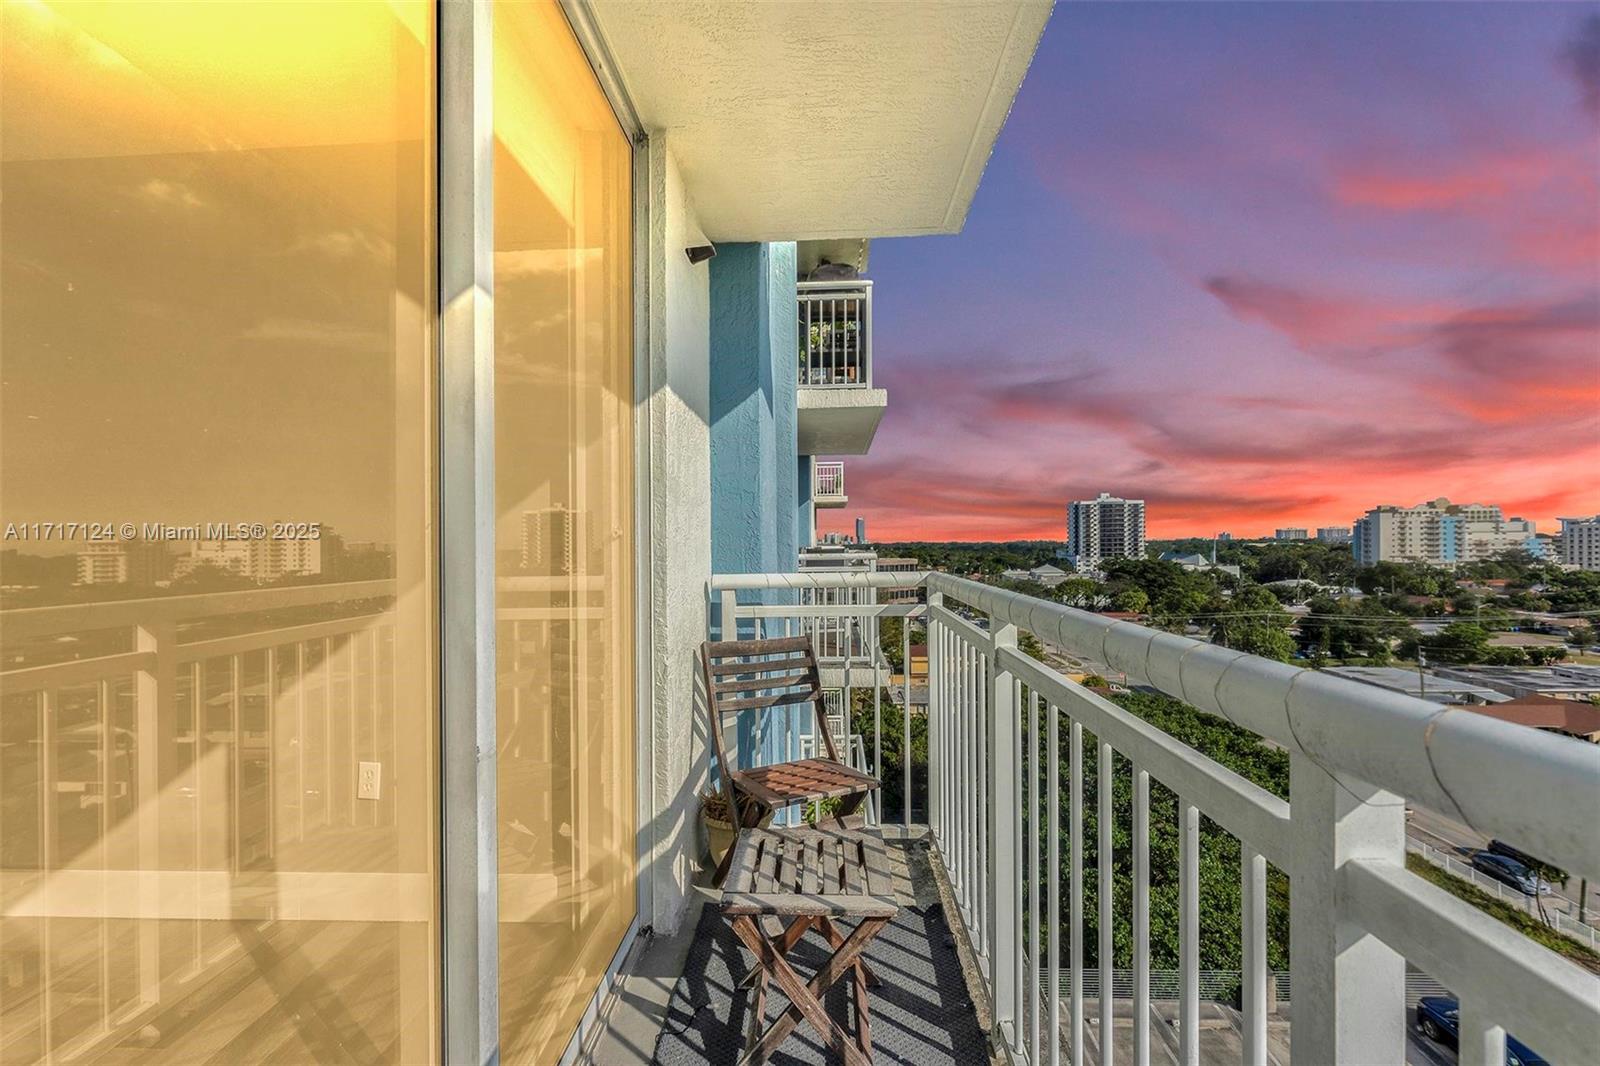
[172,537,320,583]
[1559,516,1600,571]
[1351,498,1539,567]
[1067,492,1146,573]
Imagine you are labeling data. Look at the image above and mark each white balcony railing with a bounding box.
[813,460,846,501]
[798,279,872,388]
[795,547,880,661]
[707,569,1600,1066]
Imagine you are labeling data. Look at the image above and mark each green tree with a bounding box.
[1211,584,1294,662]
[1112,587,1150,614]
[851,689,926,823]
[1055,577,1102,609]
[878,616,907,670]
[1426,622,1491,665]
[1026,690,1292,974]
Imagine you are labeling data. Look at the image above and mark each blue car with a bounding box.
[1415,996,1548,1066]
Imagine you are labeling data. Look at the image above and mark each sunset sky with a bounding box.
[823,2,1600,543]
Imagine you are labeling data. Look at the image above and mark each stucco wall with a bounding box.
[644,135,711,936]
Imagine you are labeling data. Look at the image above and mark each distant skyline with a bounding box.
[821,2,1600,542]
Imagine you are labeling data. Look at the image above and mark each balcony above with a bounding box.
[798,280,887,454]
[813,460,847,508]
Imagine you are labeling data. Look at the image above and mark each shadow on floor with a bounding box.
[651,901,985,1065]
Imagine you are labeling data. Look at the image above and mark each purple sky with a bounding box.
[825,1,1600,542]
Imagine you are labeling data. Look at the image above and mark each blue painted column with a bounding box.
[709,242,799,791]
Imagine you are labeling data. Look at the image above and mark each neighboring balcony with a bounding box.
[812,460,847,508]
[678,568,1600,1066]
[797,280,888,455]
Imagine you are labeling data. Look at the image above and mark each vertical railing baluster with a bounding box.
[968,640,978,930]
[988,625,1019,1033]
[1289,753,1406,1064]
[1070,719,1083,1066]
[872,680,882,827]
[1133,764,1150,1066]
[967,639,977,926]
[1012,679,1024,1043]
[1242,847,1267,1066]
[1029,689,1042,1063]
[958,636,969,912]
[1097,740,1113,1066]
[903,613,912,829]
[976,646,988,963]
[1179,800,1200,1066]
[1048,701,1062,1066]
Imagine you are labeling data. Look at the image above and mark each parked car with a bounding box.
[1471,851,1551,896]
[1486,838,1560,886]
[1415,996,1548,1066]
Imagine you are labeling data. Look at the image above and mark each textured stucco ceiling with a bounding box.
[588,0,1051,242]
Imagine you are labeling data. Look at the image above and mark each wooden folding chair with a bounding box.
[701,635,879,882]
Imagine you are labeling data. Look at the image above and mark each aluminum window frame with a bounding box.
[438,1,651,1061]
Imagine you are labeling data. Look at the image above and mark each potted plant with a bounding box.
[701,789,771,869]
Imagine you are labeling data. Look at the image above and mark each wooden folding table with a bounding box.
[720,825,900,1065]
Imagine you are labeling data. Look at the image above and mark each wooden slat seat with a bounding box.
[732,758,878,808]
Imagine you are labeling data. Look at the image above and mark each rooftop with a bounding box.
[1465,695,1600,738]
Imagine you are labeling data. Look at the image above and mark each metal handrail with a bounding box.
[707,568,1600,1066]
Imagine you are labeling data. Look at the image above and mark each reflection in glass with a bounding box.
[493,2,637,1060]
[0,2,438,1060]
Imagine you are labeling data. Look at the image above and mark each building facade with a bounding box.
[1559,515,1600,571]
[1066,492,1147,572]
[1316,526,1352,544]
[1352,497,1540,567]
[1275,527,1309,540]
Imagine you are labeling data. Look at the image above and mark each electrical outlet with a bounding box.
[357,761,382,801]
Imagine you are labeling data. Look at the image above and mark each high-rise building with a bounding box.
[855,517,867,544]
[1352,498,1538,566]
[1274,528,1308,541]
[172,536,321,583]
[1316,526,1352,544]
[76,540,172,586]
[1216,531,1232,542]
[1559,516,1600,571]
[1066,492,1146,573]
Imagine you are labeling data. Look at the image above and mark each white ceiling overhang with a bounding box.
[587,0,1051,242]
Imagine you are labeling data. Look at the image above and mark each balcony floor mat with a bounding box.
[652,901,986,1065]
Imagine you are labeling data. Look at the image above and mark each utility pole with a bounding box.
[1417,648,1427,700]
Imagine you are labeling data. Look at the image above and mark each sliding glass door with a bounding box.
[0,2,439,1062]
[2,2,637,1061]
[491,3,639,1061]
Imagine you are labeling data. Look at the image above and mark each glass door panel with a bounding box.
[492,2,637,1061]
